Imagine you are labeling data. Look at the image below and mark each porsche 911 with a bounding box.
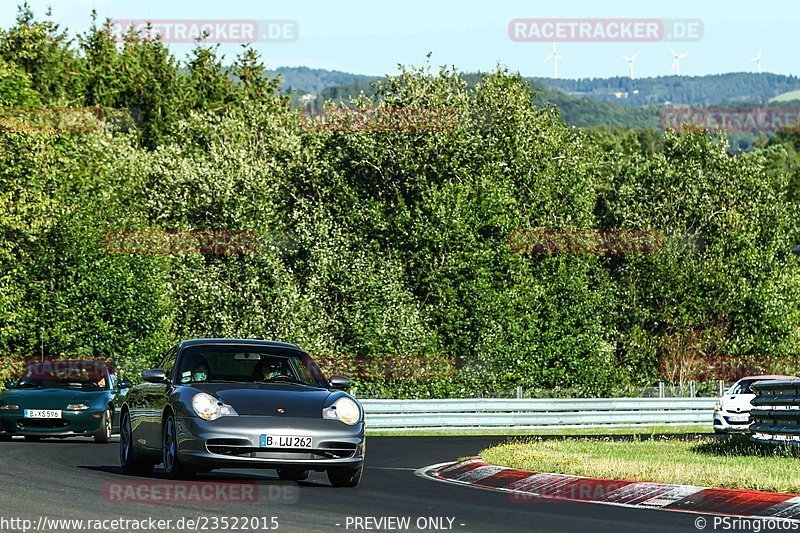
[119,339,365,487]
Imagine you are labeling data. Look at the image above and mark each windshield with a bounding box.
[727,379,756,395]
[18,361,108,391]
[176,345,327,387]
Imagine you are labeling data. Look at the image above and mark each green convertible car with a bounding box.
[0,360,130,443]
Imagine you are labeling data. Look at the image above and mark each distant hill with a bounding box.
[535,73,800,106]
[266,66,377,96]
[271,67,800,107]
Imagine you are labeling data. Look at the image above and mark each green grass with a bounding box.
[480,435,800,493]
[366,424,711,437]
[771,89,800,102]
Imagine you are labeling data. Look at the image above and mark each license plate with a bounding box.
[259,435,312,449]
[729,415,749,422]
[24,409,61,419]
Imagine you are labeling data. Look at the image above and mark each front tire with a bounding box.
[94,408,112,443]
[120,410,155,475]
[163,413,193,479]
[327,465,362,487]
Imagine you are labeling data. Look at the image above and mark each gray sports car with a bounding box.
[120,339,364,487]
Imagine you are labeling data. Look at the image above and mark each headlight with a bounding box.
[66,404,89,411]
[191,392,237,421]
[322,397,361,425]
[0,404,19,411]
[714,403,722,412]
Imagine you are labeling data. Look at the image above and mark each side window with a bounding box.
[158,346,178,381]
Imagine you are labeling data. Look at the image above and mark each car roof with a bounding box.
[178,338,304,351]
[27,359,108,364]
[740,375,799,381]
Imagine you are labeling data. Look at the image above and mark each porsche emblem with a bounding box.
[276,408,285,414]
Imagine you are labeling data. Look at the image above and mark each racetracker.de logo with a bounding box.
[300,108,457,133]
[312,354,456,380]
[661,107,800,133]
[508,19,703,42]
[111,19,298,43]
[104,480,260,505]
[509,229,665,255]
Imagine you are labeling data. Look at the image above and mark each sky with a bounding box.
[1,0,797,79]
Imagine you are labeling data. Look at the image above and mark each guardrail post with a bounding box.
[690,380,696,398]
[659,381,664,398]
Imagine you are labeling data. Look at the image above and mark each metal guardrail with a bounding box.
[750,379,800,445]
[360,398,717,431]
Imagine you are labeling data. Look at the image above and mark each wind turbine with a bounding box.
[667,46,689,76]
[621,51,640,79]
[751,48,763,74]
[542,42,565,78]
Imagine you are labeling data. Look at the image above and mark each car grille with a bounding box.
[206,439,357,460]
[17,418,70,429]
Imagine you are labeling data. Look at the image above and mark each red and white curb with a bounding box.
[415,459,800,521]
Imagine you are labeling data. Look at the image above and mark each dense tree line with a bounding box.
[2,5,799,397]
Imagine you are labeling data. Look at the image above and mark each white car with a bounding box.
[713,375,798,433]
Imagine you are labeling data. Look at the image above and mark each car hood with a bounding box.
[0,388,108,409]
[720,393,755,413]
[191,383,335,417]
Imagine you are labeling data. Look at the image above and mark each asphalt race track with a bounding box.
[0,436,713,532]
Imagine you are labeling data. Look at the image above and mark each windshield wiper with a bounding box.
[265,376,308,386]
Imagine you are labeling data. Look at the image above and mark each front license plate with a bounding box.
[260,435,312,449]
[24,409,61,419]
[729,415,749,422]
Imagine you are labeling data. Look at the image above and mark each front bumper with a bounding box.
[176,415,365,470]
[0,410,104,437]
[713,411,751,432]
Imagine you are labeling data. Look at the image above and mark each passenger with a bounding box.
[252,356,286,381]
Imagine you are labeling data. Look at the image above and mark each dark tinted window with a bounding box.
[729,379,756,395]
[158,346,178,380]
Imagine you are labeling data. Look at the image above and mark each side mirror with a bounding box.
[142,369,169,384]
[3,379,17,390]
[117,380,132,390]
[329,375,351,390]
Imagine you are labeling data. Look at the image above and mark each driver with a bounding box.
[181,354,210,383]
[252,356,286,381]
